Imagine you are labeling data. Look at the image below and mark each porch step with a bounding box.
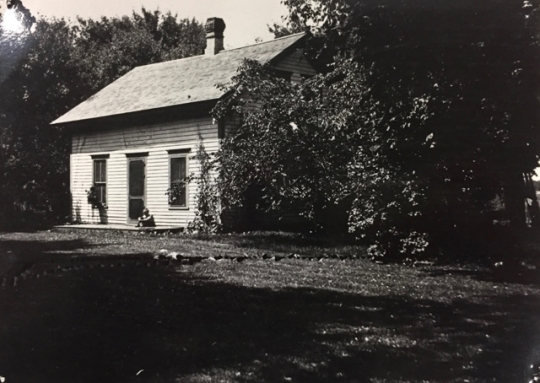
[53,224,184,233]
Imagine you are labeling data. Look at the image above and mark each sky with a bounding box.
[3,0,289,48]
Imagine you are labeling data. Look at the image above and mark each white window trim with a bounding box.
[91,154,108,206]
[168,152,189,210]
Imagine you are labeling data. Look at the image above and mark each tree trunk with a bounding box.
[504,170,527,230]
[524,172,540,228]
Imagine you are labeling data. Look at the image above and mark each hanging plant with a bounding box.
[86,186,106,209]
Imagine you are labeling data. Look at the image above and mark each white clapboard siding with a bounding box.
[71,154,103,224]
[72,118,218,154]
[274,48,317,76]
[104,151,127,224]
[71,116,220,227]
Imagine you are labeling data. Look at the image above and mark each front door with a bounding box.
[128,157,146,223]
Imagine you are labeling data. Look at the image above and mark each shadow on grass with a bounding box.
[0,237,102,278]
[193,231,360,257]
[425,264,540,287]
[0,238,92,254]
[0,258,538,383]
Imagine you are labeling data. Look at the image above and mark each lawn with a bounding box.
[0,229,539,383]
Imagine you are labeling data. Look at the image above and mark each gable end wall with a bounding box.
[273,48,317,77]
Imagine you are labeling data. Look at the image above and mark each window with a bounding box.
[275,70,292,82]
[169,154,188,207]
[218,119,225,139]
[93,158,107,205]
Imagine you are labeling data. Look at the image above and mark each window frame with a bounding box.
[168,150,190,210]
[91,154,108,206]
[218,118,226,139]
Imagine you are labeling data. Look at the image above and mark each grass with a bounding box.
[0,229,539,382]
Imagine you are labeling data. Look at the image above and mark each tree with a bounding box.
[73,9,205,94]
[215,59,380,231]
[268,18,306,38]
[0,0,35,84]
[215,0,540,259]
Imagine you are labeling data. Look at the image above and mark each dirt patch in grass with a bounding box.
[0,230,539,382]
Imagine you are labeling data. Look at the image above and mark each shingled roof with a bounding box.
[52,33,308,125]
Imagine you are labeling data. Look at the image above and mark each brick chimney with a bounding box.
[205,17,225,56]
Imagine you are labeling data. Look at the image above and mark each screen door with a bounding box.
[128,158,146,222]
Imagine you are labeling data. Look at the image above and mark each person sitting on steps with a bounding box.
[137,208,155,227]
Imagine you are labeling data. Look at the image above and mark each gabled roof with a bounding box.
[52,33,308,125]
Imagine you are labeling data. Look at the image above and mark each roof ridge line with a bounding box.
[219,32,307,53]
[131,32,307,71]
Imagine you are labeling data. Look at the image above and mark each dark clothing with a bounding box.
[137,214,155,227]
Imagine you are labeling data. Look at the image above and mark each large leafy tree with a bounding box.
[73,9,205,95]
[0,8,73,228]
[0,0,35,84]
[216,0,540,259]
[0,6,205,228]
[215,60,356,229]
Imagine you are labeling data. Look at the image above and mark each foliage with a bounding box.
[165,182,189,206]
[0,17,75,227]
[267,18,306,38]
[86,186,106,210]
[215,59,365,230]
[0,7,205,229]
[186,141,222,234]
[72,9,205,94]
[215,0,540,259]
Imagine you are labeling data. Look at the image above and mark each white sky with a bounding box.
[3,0,289,48]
